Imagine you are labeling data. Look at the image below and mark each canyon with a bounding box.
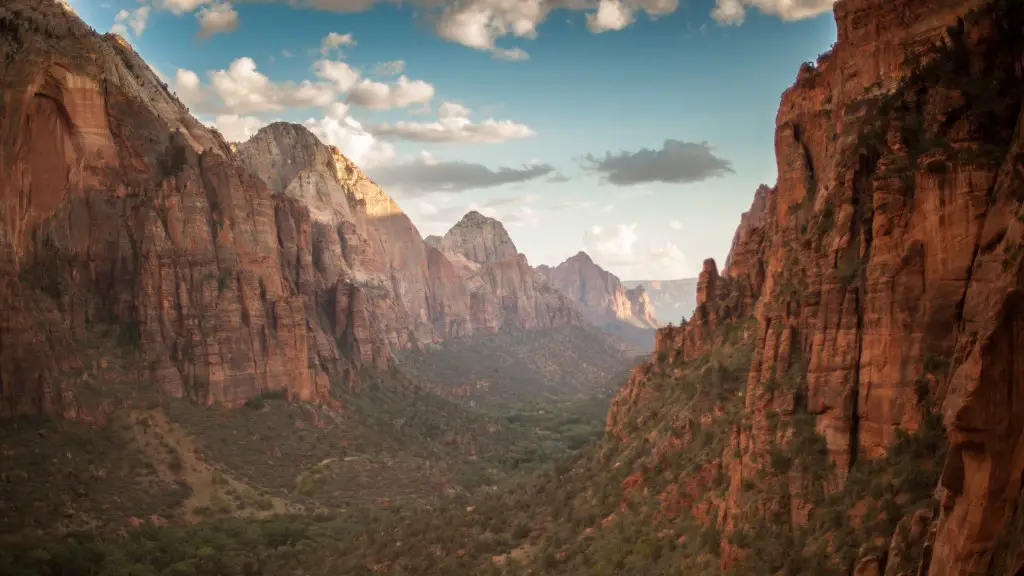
[0,0,1023,574]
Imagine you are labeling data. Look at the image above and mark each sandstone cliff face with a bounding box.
[0,2,322,415]
[435,212,582,331]
[537,251,658,329]
[606,0,1024,574]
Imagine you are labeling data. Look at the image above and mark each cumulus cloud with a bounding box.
[584,223,694,278]
[175,57,335,114]
[304,103,397,168]
[197,2,238,37]
[370,101,534,143]
[371,156,555,195]
[111,6,150,36]
[174,69,206,106]
[711,0,835,25]
[212,114,267,141]
[320,32,356,55]
[583,139,734,186]
[373,60,406,76]
[312,59,362,91]
[430,0,677,58]
[586,0,633,32]
[159,0,209,15]
[347,76,435,110]
[669,219,682,230]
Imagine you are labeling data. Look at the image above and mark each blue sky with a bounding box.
[69,0,836,280]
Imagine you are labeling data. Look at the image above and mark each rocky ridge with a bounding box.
[606,0,1024,573]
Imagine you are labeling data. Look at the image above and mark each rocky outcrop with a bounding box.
[434,213,582,331]
[623,278,699,324]
[606,0,1024,574]
[538,251,658,329]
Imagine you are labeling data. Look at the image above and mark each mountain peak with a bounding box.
[441,212,517,264]
[568,251,594,264]
[456,210,500,227]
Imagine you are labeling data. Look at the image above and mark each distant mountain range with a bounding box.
[622,278,699,325]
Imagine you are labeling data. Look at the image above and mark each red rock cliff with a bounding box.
[606,0,1024,573]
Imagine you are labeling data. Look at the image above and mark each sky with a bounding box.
[68,0,837,280]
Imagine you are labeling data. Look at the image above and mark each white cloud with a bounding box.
[174,68,206,107]
[370,101,534,143]
[585,223,638,263]
[373,60,406,76]
[197,2,238,37]
[111,6,150,36]
[711,0,835,25]
[347,76,435,110]
[160,0,209,15]
[586,0,632,32]
[583,223,695,278]
[430,0,678,57]
[313,59,362,91]
[321,32,356,55]
[206,57,335,113]
[212,114,266,142]
[600,204,613,213]
[304,103,396,168]
[669,219,682,230]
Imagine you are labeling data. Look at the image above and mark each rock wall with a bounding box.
[607,0,1024,573]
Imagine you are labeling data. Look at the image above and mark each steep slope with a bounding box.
[434,212,583,330]
[623,277,699,324]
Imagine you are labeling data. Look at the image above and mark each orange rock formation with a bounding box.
[608,0,1024,573]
